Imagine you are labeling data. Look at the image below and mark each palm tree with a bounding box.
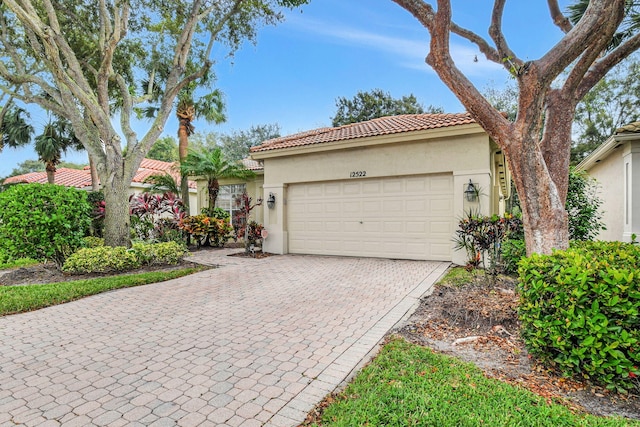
[34,119,82,184]
[0,106,33,152]
[181,147,254,212]
[143,172,180,196]
[176,89,226,214]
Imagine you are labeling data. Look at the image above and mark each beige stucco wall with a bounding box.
[587,148,624,241]
[253,126,502,263]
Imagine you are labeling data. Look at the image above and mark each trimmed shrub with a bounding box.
[518,241,640,392]
[82,236,105,248]
[501,238,526,275]
[0,184,91,265]
[131,241,188,266]
[62,246,140,274]
[63,241,189,274]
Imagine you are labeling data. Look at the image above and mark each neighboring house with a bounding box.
[4,158,199,212]
[194,158,265,223]
[577,122,640,242]
[249,113,511,264]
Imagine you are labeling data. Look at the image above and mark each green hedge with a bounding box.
[131,241,188,266]
[62,246,140,274]
[0,184,91,265]
[518,241,640,392]
[62,242,188,274]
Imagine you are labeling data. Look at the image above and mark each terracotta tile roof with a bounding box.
[616,122,640,134]
[4,168,93,188]
[4,158,196,190]
[251,113,476,153]
[241,158,263,171]
[131,159,196,189]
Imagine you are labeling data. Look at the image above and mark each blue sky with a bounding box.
[0,0,569,177]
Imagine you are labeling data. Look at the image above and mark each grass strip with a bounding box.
[0,258,39,270]
[0,267,205,316]
[437,266,478,287]
[314,337,639,427]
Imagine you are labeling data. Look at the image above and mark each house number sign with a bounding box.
[349,171,367,178]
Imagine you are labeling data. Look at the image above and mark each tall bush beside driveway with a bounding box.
[0,184,91,265]
[518,241,640,393]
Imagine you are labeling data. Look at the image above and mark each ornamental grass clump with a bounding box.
[518,241,640,393]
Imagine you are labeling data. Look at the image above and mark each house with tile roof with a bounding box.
[193,157,265,225]
[577,122,640,242]
[249,113,511,265]
[4,158,200,214]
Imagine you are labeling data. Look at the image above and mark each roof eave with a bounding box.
[251,123,484,160]
[576,133,638,171]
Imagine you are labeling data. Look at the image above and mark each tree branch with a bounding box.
[547,0,572,33]
[489,0,518,65]
[536,0,624,86]
[576,32,640,99]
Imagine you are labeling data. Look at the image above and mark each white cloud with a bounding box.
[288,16,504,77]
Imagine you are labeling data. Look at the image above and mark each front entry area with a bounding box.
[287,173,454,261]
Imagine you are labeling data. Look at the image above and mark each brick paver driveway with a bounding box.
[0,251,448,427]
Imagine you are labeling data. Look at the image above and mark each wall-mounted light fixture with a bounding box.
[267,192,276,209]
[464,180,478,202]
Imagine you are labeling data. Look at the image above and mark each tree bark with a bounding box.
[45,161,56,184]
[178,114,192,215]
[208,178,219,212]
[100,154,132,247]
[88,154,100,191]
[505,135,569,255]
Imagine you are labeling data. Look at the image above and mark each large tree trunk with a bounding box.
[178,118,191,215]
[506,133,569,256]
[101,175,131,247]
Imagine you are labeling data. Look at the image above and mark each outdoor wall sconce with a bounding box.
[464,180,478,202]
[267,192,276,209]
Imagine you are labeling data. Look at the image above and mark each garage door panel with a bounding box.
[363,200,381,211]
[383,221,403,233]
[362,181,381,194]
[343,221,362,232]
[325,221,341,232]
[430,176,454,193]
[324,183,342,195]
[288,174,453,261]
[382,180,403,193]
[382,200,403,213]
[343,201,361,213]
[406,221,427,233]
[343,183,361,194]
[406,200,426,212]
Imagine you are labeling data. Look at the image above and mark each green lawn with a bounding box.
[0,267,205,316]
[312,338,639,427]
[0,257,39,270]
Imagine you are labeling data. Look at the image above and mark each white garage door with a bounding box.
[287,174,454,261]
